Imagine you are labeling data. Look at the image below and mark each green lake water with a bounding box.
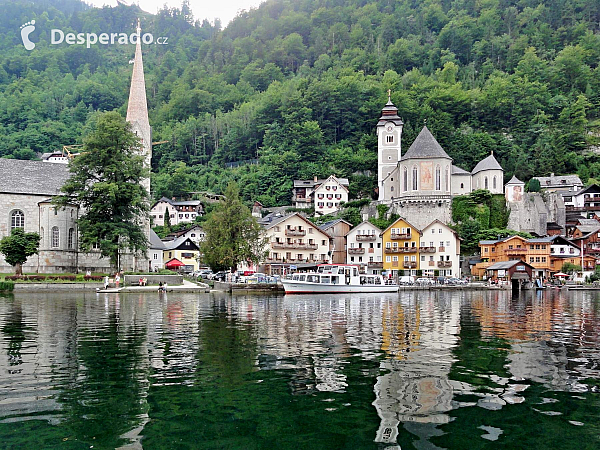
[0,290,598,449]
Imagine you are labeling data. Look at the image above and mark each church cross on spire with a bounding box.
[387,89,391,102]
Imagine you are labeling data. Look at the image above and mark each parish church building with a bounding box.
[0,22,152,273]
[377,96,504,204]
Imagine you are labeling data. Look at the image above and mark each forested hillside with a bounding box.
[0,0,598,206]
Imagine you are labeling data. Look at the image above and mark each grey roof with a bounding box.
[533,174,583,187]
[0,159,70,195]
[319,219,352,231]
[506,175,524,185]
[486,260,530,270]
[527,237,554,243]
[471,154,503,174]
[578,219,599,226]
[480,239,501,245]
[155,197,201,207]
[402,126,451,160]
[293,177,349,188]
[149,229,166,249]
[162,235,199,251]
[452,165,470,175]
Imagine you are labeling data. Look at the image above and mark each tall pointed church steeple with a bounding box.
[126,19,151,197]
[127,19,149,126]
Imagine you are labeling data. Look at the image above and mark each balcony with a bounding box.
[356,234,376,241]
[403,261,417,268]
[272,242,318,250]
[437,261,452,268]
[348,247,365,254]
[292,196,311,203]
[285,229,306,236]
[385,247,418,254]
[368,261,383,268]
[428,261,435,267]
[438,246,445,252]
[390,233,412,240]
[419,246,436,253]
[265,258,284,263]
[506,248,527,256]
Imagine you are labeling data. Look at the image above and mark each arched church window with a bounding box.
[446,166,450,191]
[51,227,60,248]
[412,166,418,191]
[493,176,497,190]
[10,210,24,229]
[460,183,464,189]
[484,177,489,190]
[403,167,408,192]
[435,166,441,190]
[68,228,75,249]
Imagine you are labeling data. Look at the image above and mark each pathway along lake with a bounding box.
[0,290,598,449]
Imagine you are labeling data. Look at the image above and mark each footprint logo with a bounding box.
[20,20,36,50]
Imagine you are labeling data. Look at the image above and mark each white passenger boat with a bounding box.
[281,264,398,294]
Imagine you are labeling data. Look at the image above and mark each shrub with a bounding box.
[0,281,14,291]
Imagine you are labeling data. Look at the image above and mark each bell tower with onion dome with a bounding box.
[377,90,403,201]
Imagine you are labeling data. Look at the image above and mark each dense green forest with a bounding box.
[0,0,598,206]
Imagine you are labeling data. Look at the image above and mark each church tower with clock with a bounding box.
[377,92,403,201]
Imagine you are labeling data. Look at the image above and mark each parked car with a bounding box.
[446,277,466,285]
[198,270,213,279]
[212,271,228,282]
[398,276,414,285]
[415,277,434,285]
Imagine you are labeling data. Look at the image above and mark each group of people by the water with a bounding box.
[158,281,168,293]
[103,272,121,289]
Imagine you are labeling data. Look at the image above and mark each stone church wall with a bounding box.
[388,200,453,230]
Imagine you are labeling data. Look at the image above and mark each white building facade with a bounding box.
[419,220,461,278]
[346,221,383,274]
[262,213,331,274]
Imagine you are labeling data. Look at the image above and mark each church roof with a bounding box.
[126,21,148,127]
[377,97,403,127]
[471,154,503,174]
[401,126,451,161]
[506,175,524,185]
[452,165,470,175]
[0,159,69,196]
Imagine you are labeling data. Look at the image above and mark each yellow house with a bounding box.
[381,217,422,276]
[163,236,200,272]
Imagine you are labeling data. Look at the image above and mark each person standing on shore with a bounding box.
[115,272,120,288]
[104,275,109,289]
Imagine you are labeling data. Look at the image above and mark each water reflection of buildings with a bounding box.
[469,291,600,392]
[372,292,461,447]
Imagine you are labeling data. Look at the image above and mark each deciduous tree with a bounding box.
[54,111,149,270]
[0,228,40,276]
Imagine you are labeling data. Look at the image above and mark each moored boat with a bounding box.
[281,264,398,294]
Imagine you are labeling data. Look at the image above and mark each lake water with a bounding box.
[0,290,598,449]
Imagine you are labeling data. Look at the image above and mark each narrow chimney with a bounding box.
[314,175,318,183]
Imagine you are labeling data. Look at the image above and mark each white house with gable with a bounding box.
[419,220,461,278]
[313,175,349,216]
[346,221,383,274]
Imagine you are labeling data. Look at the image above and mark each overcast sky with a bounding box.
[86,0,265,26]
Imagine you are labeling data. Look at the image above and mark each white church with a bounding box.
[377,95,504,204]
[0,22,152,273]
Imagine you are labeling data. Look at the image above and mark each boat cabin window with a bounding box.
[306,275,319,283]
[321,276,331,284]
[299,275,306,281]
[353,267,359,276]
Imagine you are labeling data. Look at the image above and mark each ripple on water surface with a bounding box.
[0,290,598,449]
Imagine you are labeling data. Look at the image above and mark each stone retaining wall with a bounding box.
[13,283,104,291]
[123,274,183,286]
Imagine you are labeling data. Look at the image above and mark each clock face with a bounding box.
[386,124,393,132]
